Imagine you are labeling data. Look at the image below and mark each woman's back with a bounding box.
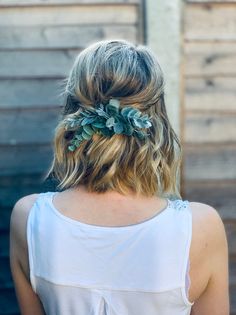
[28,190,194,315]
[10,40,229,314]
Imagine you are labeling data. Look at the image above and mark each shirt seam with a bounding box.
[33,274,186,294]
[180,201,194,307]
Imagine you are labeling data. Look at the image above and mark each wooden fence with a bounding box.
[0,0,235,313]
[183,1,236,313]
[0,1,142,313]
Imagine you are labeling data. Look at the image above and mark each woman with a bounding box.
[10,40,229,315]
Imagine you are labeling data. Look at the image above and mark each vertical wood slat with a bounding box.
[183,1,236,313]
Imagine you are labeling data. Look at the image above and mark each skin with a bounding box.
[10,186,230,315]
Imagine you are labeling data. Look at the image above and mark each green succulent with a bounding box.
[66,99,152,152]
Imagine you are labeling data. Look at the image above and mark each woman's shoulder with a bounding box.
[10,194,40,245]
[188,201,228,283]
[11,193,40,223]
[188,201,226,238]
[186,201,229,305]
[188,201,227,251]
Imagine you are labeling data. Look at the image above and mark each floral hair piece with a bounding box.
[65,99,152,152]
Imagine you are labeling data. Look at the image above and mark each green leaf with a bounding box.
[123,123,133,136]
[133,111,141,119]
[82,131,92,140]
[133,118,145,128]
[121,107,133,118]
[109,99,120,109]
[144,120,152,128]
[114,122,124,134]
[92,121,106,128]
[127,108,139,119]
[106,117,115,128]
[81,117,96,125]
[83,125,94,136]
[100,128,113,137]
[91,125,98,132]
[68,145,76,151]
[75,134,83,141]
[96,104,109,118]
[134,130,146,140]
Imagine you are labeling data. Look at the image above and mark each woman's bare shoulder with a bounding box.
[10,194,39,247]
[187,201,229,307]
[189,201,226,237]
[188,201,227,252]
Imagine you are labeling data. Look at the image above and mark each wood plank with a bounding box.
[185,3,236,40]
[0,0,139,5]
[183,180,236,221]
[0,25,137,50]
[0,174,57,208]
[0,287,19,313]
[0,231,9,257]
[0,50,79,78]
[0,79,64,108]
[0,5,137,26]
[184,112,236,143]
[0,144,53,175]
[225,222,236,256]
[185,77,236,111]
[184,144,236,180]
[185,42,236,77]
[187,1,236,4]
[0,108,60,145]
[0,256,12,288]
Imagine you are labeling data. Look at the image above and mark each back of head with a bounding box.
[49,39,182,198]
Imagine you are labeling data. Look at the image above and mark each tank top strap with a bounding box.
[170,198,193,302]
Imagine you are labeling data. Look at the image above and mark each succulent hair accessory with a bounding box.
[65,99,152,152]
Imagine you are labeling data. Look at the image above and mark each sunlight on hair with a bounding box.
[48,39,182,199]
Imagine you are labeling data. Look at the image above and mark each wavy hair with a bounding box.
[48,39,182,198]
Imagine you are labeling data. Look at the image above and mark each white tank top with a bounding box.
[27,192,194,315]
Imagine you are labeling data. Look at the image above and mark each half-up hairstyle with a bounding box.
[48,39,182,198]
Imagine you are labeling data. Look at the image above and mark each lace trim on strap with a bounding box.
[172,199,189,211]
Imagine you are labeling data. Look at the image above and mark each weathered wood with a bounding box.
[184,144,236,180]
[0,50,79,78]
[0,25,137,49]
[0,0,139,5]
[0,174,57,208]
[183,180,236,221]
[0,208,12,233]
[0,287,19,313]
[185,3,236,40]
[0,256,12,288]
[146,0,182,135]
[185,42,236,77]
[184,112,236,143]
[187,1,236,2]
[0,79,64,108]
[0,5,137,26]
[229,259,236,287]
[0,144,53,175]
[225,222,236,256]
[0,231,9,257]
[0,108,60,145]
[185,77,236,112]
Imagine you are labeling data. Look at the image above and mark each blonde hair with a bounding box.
[49,39,182,198]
